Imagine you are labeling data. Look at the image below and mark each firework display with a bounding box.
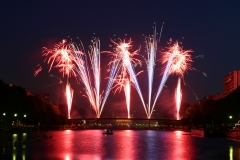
[108,39,145,118]
[35,26,198,119]
[151,41,194,118]
[175,78,182,120]
[66,82,74,119]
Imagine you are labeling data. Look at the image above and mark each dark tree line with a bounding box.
[0,79,66,126]
[182,86,240,127]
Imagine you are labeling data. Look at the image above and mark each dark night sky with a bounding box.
[1,1,240,117]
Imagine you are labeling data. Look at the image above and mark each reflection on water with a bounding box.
[173,131,185,160]
[229,144,240,160]
[229,146,233,160]
[1,130,240,160]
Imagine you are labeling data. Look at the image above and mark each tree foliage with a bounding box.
[184,86,240,126]
[0,79,66,125]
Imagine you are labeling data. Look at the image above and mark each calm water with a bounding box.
[1,130,240,160]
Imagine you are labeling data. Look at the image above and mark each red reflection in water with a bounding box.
[113,130,134,159]
[62,130,102,159]
[64,153,101,160]
[6,130,240,159]
[229,145,240,160]
[174,131,184,160]
[64,130,72,150]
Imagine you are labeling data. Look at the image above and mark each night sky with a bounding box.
[1,1,240,117]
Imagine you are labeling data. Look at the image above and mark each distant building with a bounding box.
[224,70,240,96]
[115,116,132,125]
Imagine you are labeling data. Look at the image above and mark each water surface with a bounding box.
[1,130,240,160]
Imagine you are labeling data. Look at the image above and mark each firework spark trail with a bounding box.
[124,79,131,118]
[100,59,121,114]
[111,72,132,118]
[113,64,133,118]
[70,40,102,117]
[39,39,102,118]
[151,41,193,117]
[38,38,119,118]
[120,42,147,115]
[34,64,42,77]
[89,38,102,116]
[175,78,182,120]
[145,27,157,118]
[36,40,78,119]
[162,41,193,77]
[151,53,174,115]
[111,39,147,116]
[106,39,146,117]
[109,50,133,118]
[42,40,77,78]
[66,82,74,119]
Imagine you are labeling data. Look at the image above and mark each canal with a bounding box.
[1,130,240,159]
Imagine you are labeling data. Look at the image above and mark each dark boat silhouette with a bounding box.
[103,129,113,135]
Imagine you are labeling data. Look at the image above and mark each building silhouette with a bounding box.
[224,70,240,96]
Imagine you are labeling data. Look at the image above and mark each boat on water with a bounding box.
[103,129,113,135]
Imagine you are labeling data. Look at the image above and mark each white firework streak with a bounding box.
[70,41,100,117]
[124,79,131,118]
[151,53,174,116]
[175,78,182,120]
[145,27,157,118]
[122,51,147,115]
[89,38,102,117]
[71,38,122,118]
[100,59,121,114]
[40,38,117,118]
[109,39,147,116]
[66,82,74,119]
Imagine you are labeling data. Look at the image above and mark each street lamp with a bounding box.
[229,115,232,119]
[3,113,6,116]
[24,114,27,118]
[14,114,17,117]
